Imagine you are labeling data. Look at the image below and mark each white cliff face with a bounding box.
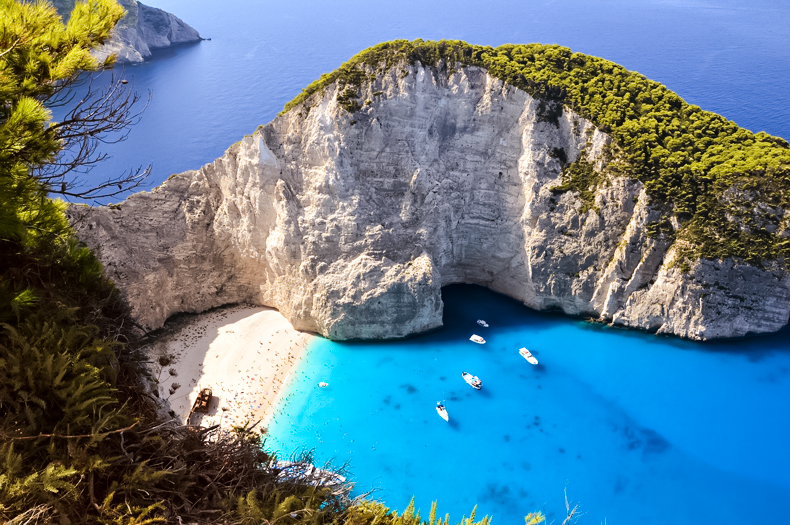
[69,64,790,340]
[55,0,201,64]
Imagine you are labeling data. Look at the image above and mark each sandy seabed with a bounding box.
[144,305,314,430]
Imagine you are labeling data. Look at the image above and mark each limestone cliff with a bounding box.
[54,0,201,64]
[69,62,790,340]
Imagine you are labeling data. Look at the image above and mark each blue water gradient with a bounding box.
[266,285,790,524]
[55,0,790,202]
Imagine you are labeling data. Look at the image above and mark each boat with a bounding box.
[462,371,482,390]
[477,319,489,327]
[318,382,329,388]
[469,334,486,344]
[436,402,449,422]
[191,387,212,414]
[519,347,539,365]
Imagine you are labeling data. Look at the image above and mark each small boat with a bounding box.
[469,334,486,344]
[519,347,539,365]
[436,402,449,422]
[477,319,489,327]
[318,382,329,388]
[192,387,212,414]
[462,371,482,390]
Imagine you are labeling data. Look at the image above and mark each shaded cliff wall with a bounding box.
[69,64,790,340]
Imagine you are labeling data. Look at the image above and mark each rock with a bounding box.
[69,63,790,340]
[53,0,201,64]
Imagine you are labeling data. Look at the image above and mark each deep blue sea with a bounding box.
[61,0,790,522]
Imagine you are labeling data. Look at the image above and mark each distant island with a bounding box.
[52,0,201,63]
[71,40,790,341]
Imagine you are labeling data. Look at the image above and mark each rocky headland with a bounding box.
[69,41,790,341]
[54,0,201,64]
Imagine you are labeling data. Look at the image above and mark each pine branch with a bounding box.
[2,421,138,441]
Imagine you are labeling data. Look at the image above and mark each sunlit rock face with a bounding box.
[69,63,790,340]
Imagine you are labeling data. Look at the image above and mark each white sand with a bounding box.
[145,305,313,430]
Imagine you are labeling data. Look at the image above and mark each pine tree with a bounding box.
[1,0,124,243]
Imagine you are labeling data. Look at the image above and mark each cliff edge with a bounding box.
[69,41,790,341]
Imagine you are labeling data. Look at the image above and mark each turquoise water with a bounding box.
[266,285,790,524]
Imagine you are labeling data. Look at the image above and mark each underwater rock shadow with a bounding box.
[620,423,671,458]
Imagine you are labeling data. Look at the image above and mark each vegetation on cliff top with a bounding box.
[282,39,790,269]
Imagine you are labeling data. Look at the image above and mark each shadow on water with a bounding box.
[411,284,790,359]
[68,41,206,93]
[335,284,571,351]
[343,284,708,351]
[139,40,205,66]
[438,284,566,335]
[479,387,492,399]
[702,323,790,360]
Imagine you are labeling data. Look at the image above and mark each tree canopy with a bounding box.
[1,0,124,242]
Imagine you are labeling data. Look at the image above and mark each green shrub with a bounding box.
[551,157,601,214]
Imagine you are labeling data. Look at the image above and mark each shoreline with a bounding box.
[144,304,314,431]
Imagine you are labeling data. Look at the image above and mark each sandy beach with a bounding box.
[144,305,314,430]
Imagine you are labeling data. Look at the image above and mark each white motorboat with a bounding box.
[318,382,329,388]
[462,371,482,390]
[469,334,486,344]
[519,347,539,365]
[477,319,489,327]
[436,402,449,421]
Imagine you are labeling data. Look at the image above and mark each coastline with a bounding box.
[144,304,314,431]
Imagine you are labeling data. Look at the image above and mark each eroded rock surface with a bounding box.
[69,64,790,340]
